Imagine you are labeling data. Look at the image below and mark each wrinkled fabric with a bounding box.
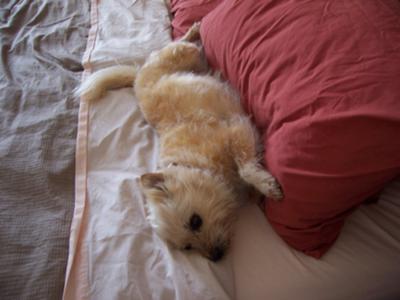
[88,0,171,70]
[0,0,90,299]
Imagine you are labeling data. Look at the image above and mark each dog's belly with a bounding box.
[159,122,238,178]
[139,74,243,128]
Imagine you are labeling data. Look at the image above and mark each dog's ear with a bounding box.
[140,173,168,196]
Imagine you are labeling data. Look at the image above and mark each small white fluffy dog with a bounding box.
[78,24,282,262]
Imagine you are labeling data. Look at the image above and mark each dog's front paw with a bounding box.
[239,162,284,201]
[261,178,284,201]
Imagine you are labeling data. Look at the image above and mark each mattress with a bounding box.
[62,0,400,299]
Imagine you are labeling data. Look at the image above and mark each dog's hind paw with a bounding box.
[181,22,201,42]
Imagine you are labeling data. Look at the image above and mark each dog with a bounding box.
[77,24,283,262]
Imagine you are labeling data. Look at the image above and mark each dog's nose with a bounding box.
[208,246,225,262]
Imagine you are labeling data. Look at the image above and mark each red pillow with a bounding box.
[201,0,400,257]
[170,0,223,40]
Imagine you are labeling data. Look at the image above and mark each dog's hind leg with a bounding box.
[229,117,283,200]
[135,41,206,98]
[180,22,201,42]
[134,41,207,127]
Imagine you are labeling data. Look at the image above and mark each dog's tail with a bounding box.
[76,65,137,102]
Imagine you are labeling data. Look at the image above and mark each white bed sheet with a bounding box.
[64,0,400,299]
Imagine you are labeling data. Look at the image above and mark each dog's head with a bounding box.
[140,166,239,262]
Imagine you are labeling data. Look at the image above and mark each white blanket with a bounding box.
[64,1,400,299]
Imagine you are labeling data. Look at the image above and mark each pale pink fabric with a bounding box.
[62,0,97,298]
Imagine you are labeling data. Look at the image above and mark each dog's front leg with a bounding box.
[237,160,283,200]
[229,117,283,201]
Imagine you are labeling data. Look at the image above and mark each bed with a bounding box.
[1,1,400,300]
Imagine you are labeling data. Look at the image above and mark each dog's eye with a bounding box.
[189,213,202,231]
[184,244,192,251]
